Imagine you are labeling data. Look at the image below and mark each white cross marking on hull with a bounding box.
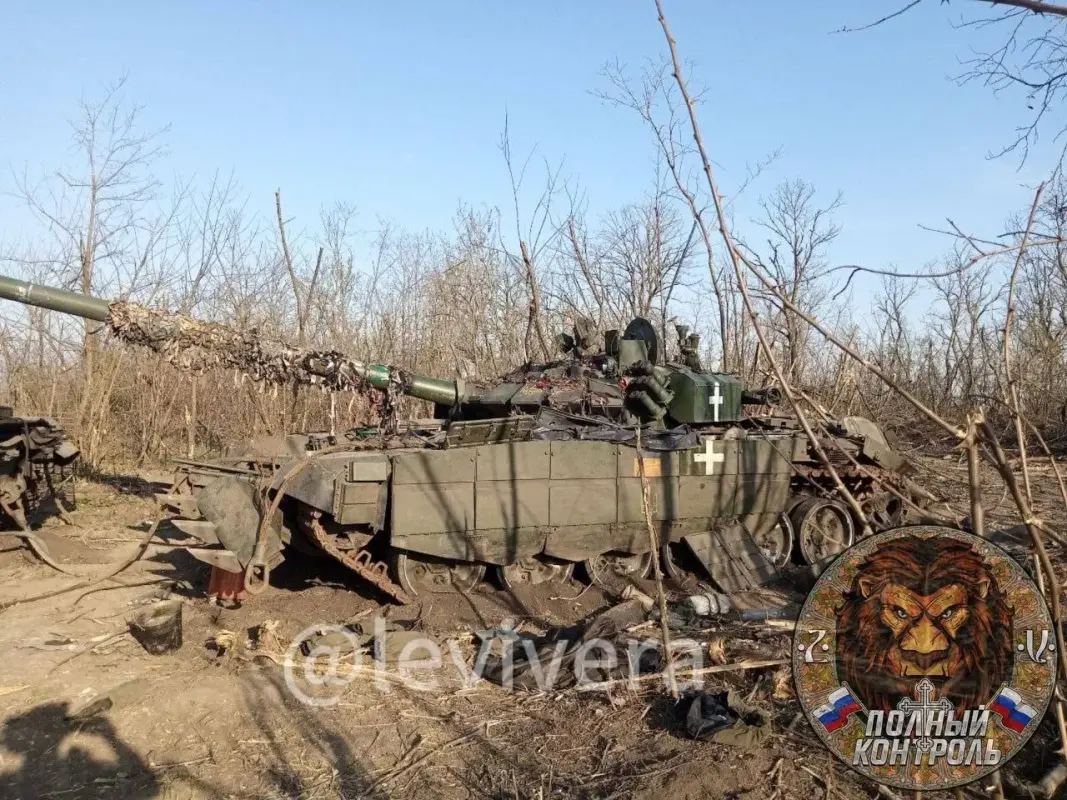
[693,438,725,475]
[708,381,723,422]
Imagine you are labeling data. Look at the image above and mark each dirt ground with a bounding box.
[0,453,1066,800]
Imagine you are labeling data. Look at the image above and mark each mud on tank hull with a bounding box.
[163,415,924,604]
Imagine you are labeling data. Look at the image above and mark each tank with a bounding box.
[0,275,928,603]
[0,404,80,530]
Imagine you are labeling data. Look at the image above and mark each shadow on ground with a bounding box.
[237,668,383,798]
[0,679,384,800]
[0,702,168,799]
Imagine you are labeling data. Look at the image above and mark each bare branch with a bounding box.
[838,1,1067,163]
[834,0,926,33]
[978,0,1067,17]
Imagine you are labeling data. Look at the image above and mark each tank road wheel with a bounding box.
[496,556,574,591]
[751,513,795,570]
[860,493,906,532]
[392,552,485,596]
[790,497,856,566]
[583,551,654,591]
[660,541,701,586]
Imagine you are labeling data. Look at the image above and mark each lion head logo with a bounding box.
[835,535,1014,713]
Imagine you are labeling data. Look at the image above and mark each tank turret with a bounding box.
[444,313,794,428]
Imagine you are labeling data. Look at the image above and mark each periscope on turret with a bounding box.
[0,273,929,604]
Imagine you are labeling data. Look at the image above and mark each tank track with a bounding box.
[297,506,411,605]
[792,461,932,533]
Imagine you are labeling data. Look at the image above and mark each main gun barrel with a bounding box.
[0,274,468,407]
[0,275,111,322]
[346,363,468,406]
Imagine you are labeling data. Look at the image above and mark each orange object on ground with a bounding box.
[207,566,248,602]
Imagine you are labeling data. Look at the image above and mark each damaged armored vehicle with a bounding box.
[0,275,924,604]
[0,405,79,529]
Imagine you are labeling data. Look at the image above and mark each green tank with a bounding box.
[0,275,927,603]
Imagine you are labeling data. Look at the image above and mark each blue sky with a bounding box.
[1,1,1062,312]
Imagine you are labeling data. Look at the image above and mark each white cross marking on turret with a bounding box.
[708,381,723,422]
[693,438,725,476]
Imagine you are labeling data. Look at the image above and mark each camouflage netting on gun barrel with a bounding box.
[107,301,376,393]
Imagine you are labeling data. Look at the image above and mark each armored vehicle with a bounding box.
[0,275,924,603]
[0,405,79,529]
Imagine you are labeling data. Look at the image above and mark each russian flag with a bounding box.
[813,686,864,733]
[991,687,1038,734]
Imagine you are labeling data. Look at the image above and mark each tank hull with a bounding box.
[167,413,920,603]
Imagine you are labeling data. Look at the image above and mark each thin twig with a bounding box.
[45,630,129,677]
[635,425,678,699]
[366,732,476,791]
[834,0,925,33]
[69,578,169,608]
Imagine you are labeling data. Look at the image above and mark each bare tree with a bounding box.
[869,274,918,396]
[499,116,560,364]
[843,1,1067,162]
[594,57,742,371]
[560,171,699,345]
[737,179,843,384]
[5,76,171,437]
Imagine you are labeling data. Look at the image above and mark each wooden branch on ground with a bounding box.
[0,480,178,613]
[573,657,788,693]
